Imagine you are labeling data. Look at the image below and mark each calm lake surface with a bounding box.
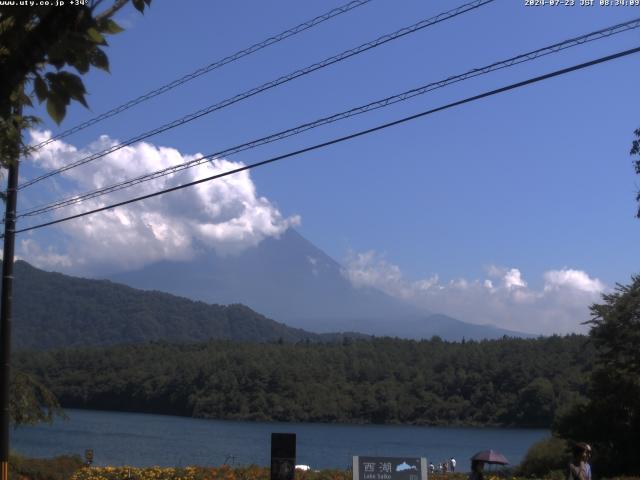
[12,409,548,470]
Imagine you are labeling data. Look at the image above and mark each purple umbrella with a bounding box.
[470,450,509,465]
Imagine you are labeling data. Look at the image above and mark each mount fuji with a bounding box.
[110,229,530,340]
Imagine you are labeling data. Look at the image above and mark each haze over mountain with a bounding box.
[110,229,531,340]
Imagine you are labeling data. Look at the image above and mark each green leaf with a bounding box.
[75,93,89,108]
[132,0,145,13]
[47,41,67,69]
[75,54,91,74]
[33,75,48,103]
[86,27,106,45]
[0,16,15,35]
[89,48,109,72]
[56,71,86,92]
[101,19,124,34]
[46,93,66,125]
[53,71,88,108]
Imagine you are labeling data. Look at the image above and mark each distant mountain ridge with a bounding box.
[110,229,532,340]
[8,261,364,351]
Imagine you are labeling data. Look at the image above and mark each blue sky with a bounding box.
[15,0,640,334]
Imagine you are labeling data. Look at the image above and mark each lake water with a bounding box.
[11,409,549,470]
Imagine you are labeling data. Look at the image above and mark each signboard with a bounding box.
[270,433,296,480]
[353,456,427,480]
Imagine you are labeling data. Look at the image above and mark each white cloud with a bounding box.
[19,239,73,269]
[487,266,527,289]
[344,250,427,300]
[344,250,607,335]
[504,268,527,289]
[19,130,300,273]
[543,268,606,293]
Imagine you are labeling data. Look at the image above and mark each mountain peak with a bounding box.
[109,228,532,340]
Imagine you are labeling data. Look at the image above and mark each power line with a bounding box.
[16,17,640,219]
[18,0,496,190]
[11,45,640,237]
[26,0,374,153]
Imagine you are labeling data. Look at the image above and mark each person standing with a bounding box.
[468,460,484,480]
[450,457,456,472]
[584,444,592,480]
[568,443,589,480]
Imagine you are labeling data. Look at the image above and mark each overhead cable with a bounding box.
[26,0,374,152]
[17,16,640,219]
[18,0,496,190]
[11,45,640,236]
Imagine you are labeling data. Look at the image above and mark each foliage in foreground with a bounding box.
[555,275,640,475]
[10,370,64,426]
[68,469,475,480]
[69,465,350,480]
[0,0,152,165]
[515,437,569,478]
[632,127,640,218]
[9,453,83,480]
[11,458,640,480]
[7,463,468,480]
[0,0,151,428]
[58,466,640,480]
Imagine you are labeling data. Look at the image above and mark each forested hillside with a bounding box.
[9,261,361,349]
[16,335,593,428]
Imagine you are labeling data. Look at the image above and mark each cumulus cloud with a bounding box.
[19,239,73,269]
[543,269,606,293]
[345,250,418,299]
[19,130,300,273]
[343,251,606,335]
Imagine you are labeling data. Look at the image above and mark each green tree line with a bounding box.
[15,335,593,428]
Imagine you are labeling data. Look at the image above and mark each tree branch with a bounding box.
[95,0,130,21]
[91,0,106,10]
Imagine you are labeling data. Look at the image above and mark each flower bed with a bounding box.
[70,465,352,480]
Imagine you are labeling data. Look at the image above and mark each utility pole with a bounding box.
[0,141,20,480]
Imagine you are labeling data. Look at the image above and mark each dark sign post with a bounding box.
[353,457,427,480]
[270,433,296,480]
